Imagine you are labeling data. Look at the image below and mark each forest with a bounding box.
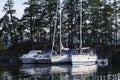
[0,0,120,50]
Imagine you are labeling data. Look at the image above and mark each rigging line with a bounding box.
[51,0,58,55]
[79,0,82,50]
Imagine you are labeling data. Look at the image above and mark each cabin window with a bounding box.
[33,55,37,57]
[46,55,50,58]
[37,52,41,54]
[39,56,42,58]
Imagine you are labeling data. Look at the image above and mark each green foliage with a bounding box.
[0,38,6,50]
[0,0,119,49]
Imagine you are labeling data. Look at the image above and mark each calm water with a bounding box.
[0,63,120,80]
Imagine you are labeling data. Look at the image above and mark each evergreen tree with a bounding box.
[3,0,18,44]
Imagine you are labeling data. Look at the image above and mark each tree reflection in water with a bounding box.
[1,63,120,80]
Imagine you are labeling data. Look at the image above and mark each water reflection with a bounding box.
[1,71,13,80]
[71,65,97,75]
[20,64,97,80]
[1,63,120,80]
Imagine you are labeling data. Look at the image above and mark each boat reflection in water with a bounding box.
[20,64,98,79]
[71,65,97,75]
[71,65,98,80]
[20,64,51,75]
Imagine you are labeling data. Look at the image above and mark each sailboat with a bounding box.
[19,50,42,63]
[71,0,98,65]
[50,0,71,64]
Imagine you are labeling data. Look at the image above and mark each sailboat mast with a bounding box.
[51,0,58,55]
[79,0,82,50]
[60,0,62,55]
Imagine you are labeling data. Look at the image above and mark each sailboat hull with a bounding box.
[36,59,51,64]
[20,57,36,64]
[51,55,71,64]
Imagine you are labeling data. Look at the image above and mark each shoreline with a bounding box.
[0,42,119,63]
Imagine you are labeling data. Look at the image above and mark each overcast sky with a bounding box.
[0,0,26,19]
[0,0,65,19]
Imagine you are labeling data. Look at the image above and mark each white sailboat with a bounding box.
[71,0,98,65]
[19,50,42,63]
[72,48,98,65]
[51,0,71,64]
